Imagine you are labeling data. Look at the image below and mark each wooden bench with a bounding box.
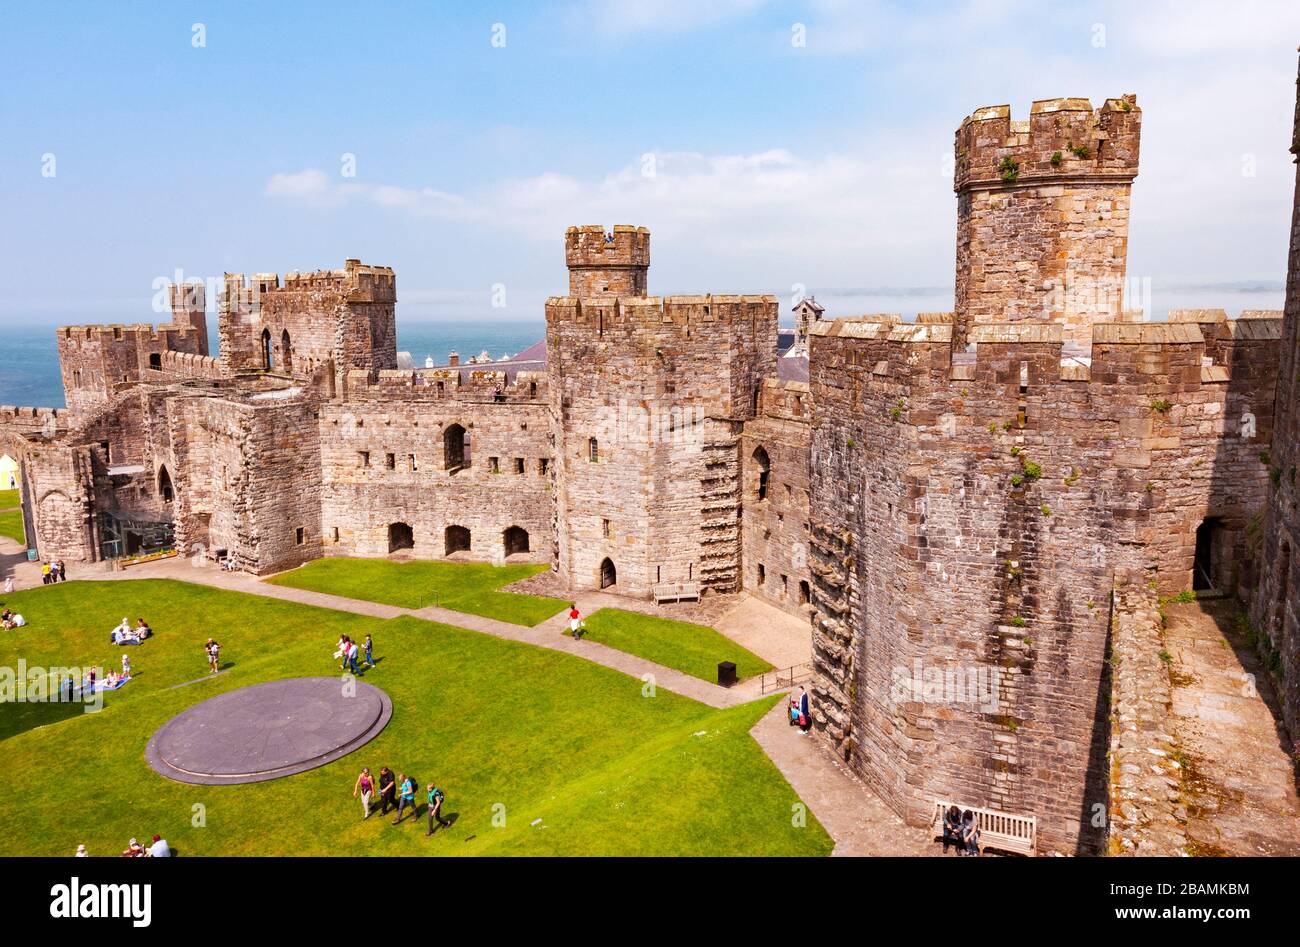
[930,800,1036,856]
[653,582,700,604]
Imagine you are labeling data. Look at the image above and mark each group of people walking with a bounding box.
[335,634,375,673]
[41,559,66,584]
[354,766,450,837]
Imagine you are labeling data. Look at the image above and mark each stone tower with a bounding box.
[954,96,1142,348]
[564,224,650,298]
[168,280,208,355]
[548,225,777,597]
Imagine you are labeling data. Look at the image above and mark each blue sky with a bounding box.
[2,0,1298,324]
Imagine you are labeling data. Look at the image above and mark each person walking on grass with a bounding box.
[205,637,221,674]
[348,638,360,675]
[569,603,581,635]
[393,773,417,825]
[426,783,450,836]
[364,634,376,668]
[378,766,397,817]
[355,767,375,819]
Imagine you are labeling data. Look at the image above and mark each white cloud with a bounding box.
[569,0,769,38]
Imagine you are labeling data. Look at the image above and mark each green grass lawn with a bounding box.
[267,557,570,627]
[0,488,19,509]
[0,508,23,545]
[572,608,774,683]
[0,579,830,857]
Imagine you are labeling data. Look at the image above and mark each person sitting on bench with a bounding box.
[960,810,982,857]
[941,804,963,854]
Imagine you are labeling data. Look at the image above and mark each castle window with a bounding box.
[157,465,174,503]
[332,526,340,543]
[113,328,122,340]
[781,574,788,596]
[437,381,445,394]
[295,527,305,545]
[385,452,396,470]
[503,526,529,556]
[539,458,549,475]
[602,518,610,539]
[72,370,81,387]
[529,381,538,399]
[489,456,500,473]
[261,328,273,370]
[409,454,418,471]
[445,525,471,556]
[757,563,766,586]
[513,457,525,474]
[281,329,293,368]
[149,353,161,370]
[656,566,661,583]
[799,580,810,605]
[752,445,771,501]
[588,438,599,463]
[1019,360,1029,394]
[444,423,468,472]
[359,451,370,468]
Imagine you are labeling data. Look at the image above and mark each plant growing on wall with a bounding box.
[1150,399,1173,413]
[998,156,1020,182]
[1050,150,1063,167]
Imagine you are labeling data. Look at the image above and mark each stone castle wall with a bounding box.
[740,379,814,617]
[547,293,777,597]
[805,312,1277,854]
[1250,54,1300,745]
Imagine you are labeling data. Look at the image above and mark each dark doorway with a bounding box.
[444,424,468,471]
[157,465,174,503]
[599,557,616,589]
[281,329,292,368]
[445,524,471,556]
[799,580,811,605]
[503,526,529,556]
[387,522,414,553]
[1193,518,1221,591]
[752,445,770,501]
[261,328,273,370]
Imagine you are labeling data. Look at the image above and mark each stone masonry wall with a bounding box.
[1250,53,1300,745]
[740,379,814,618]
[806,313,1276,854]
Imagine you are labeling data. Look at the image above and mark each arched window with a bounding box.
[148,353,162,370]
[281,329,292,369]
[588,437,599,463]
[504,526,529,556]
[157,465,174,503]
[445,524,471,556]
[387,522,414,553]
[752,446,770,501]
[261,328,273,370]
[599,557,617,589]
[444,423,468,471]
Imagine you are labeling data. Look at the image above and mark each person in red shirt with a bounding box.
[568,604,583,638]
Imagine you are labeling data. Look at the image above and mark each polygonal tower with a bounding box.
[564,224,650,298]
[954,96,1141,348]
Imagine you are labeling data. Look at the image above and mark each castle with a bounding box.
[3,76,1298,856]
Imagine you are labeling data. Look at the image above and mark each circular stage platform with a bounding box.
[145,677,392,785]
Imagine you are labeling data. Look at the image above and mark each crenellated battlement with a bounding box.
[564,225,650,297]
[545,293,778,331]
[955,94,1141,192]
[342,367,547,403]
[220,259,396,307]
[757,377,811,421]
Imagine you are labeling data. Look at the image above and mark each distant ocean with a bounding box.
[0,319,547,409]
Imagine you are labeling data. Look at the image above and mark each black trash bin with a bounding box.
[717,661,738,687]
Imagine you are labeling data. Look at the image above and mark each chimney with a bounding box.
[448,351,459,367]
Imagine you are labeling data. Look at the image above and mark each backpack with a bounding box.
[431,787,444,803]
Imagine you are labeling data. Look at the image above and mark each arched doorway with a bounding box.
[261,328,274,370]
[281,329,292,369]
[157,465,174,503]
[599,557,617,589]
[445,524,471,556]
[387,522,414,553]
[752,445,770,501]
[503,526,529,556]
[444,424,468,471]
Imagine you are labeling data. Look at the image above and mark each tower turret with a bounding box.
[565,224,650,297]
[954,95,1141,348]
[168,280,208,355]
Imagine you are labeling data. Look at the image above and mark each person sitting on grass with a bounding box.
[135,618,151,639]
[147,834,171,857]
[121,838,145,857]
